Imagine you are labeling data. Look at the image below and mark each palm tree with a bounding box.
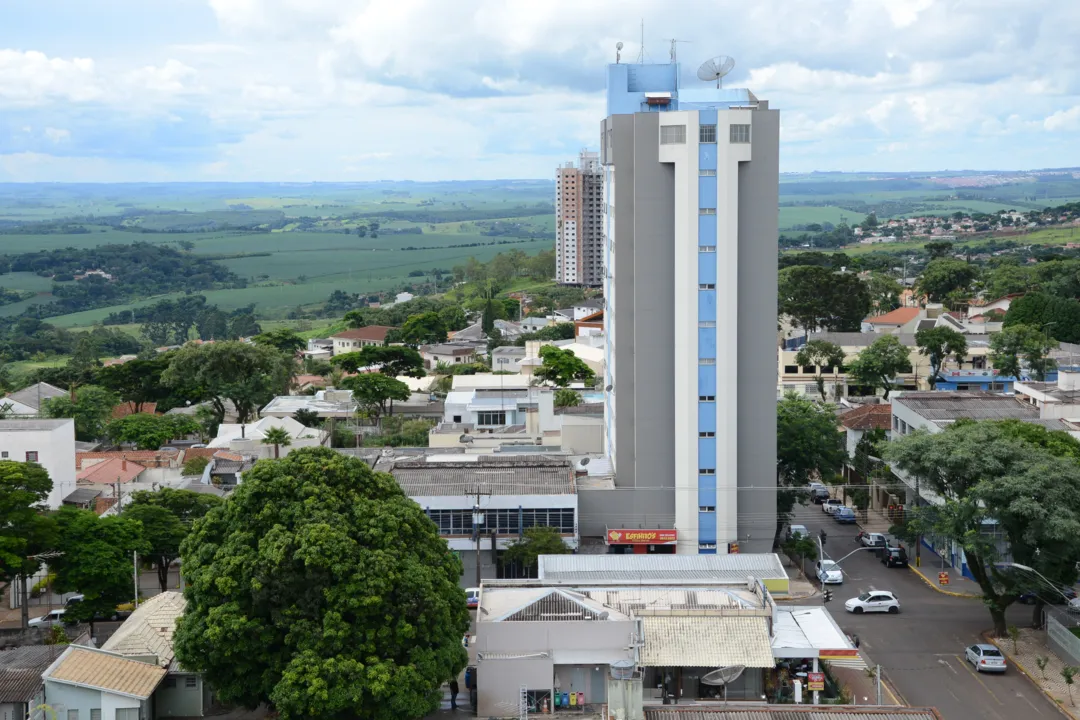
[261,427,292,459]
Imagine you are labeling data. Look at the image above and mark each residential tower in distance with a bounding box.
[600,57,779,554]
[555,149,604,286]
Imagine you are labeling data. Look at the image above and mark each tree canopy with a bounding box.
[916,259,978,302]
[174,447,469,720]
[123,504,187,593]
[397,312,448,346]
[253,328,306,354]
[341,373,412,421]
[990,324,1057,380]
[95,356,174,413]
[534,346,595,387]
[107,413,201,450]
[332,346,425,378]
[0,461,56,592]
[161,341,291,424]
[42,385,119,440]
[776,394,845,541]
[914,326,968,389]
[1004,292,1080,344]
[794,339,845,401]
[845,335,911,399]
[503,527,571,577]
[778,266,871,332]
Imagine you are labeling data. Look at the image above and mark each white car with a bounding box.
[860,532,888,548]
[817,560,843,584]
[845,590,900,614]
[789,524,809,539]
[28,609,66,628]
[822,499,844,515]
[965,644,1006,673]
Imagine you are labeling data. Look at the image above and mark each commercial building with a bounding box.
[556,150,604,286]
[600,60,779,553]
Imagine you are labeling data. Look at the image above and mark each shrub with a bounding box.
[183,456,210,476]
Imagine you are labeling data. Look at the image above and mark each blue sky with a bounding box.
[2,0,1080,182]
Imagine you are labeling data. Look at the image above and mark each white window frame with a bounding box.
[699,124,717,143]
[699,207,717,215]
[730,124,751,143]
[660,125,687,145]
[699,168,717,176]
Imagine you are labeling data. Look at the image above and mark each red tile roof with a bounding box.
[865,307,921,325]
[331,326,395,343]
[181,448,219,460]
[213,451,244,462]
[77,458,146,484]
[111,402,158,420]
[838,404,893,431]
[76,450,179,470]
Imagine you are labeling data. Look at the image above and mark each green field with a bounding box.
[779,205,866,229]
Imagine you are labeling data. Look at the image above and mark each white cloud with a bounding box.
[44,127,70,144]
[1045,106,1080,132]
[125,59,198,96]
[0,50,100,105]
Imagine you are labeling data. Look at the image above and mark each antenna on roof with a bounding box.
[637,19,644,63]
[615,41,623,63]
[697,55,736,89]
[665,39,691,64]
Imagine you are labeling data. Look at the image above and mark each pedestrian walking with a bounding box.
[449,678,459,711]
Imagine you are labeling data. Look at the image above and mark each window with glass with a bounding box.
[699,168,717,176]
[660,125,686,144]
[699,207,717,215]
[476,411,507,426]
[730,124,751,143]
[699,124,717,143]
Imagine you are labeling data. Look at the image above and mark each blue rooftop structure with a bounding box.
[605,62,759,116]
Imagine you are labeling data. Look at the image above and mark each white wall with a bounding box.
[0,420,77,509]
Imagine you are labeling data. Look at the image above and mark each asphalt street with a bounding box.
[790,505,1063,720]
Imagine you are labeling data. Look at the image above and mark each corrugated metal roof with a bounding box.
[538,553,786,583]
[895,392,1045,422]
[645,711,939,720]
[640,616,774,668]
[582,588,760,613]
[387,455,575,496]
[45,648,166,699]
[0,645,65,702]
[101,591,185,667]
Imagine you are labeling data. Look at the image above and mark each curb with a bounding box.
[907,565,981,598]
[984,633,1077,720]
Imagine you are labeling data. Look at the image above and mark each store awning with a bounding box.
[640,616,774,668]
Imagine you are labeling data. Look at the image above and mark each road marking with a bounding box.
[956,654,1005,706]
[938,657,958,675]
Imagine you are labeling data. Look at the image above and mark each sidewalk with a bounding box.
[991,628,1079,719]
[830,665,902,706]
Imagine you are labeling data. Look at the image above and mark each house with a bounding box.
[261,389,358,420]
[420,344,479,370]
[100,592,211,718]
[861,306,922,334]
[0,382,67,416]
[491,345,526,373]
[303,338,334,362]
[208,416,326,458]
[1014,365,1080,422]
[574,309,603,339]
[42,646,167,720]
[837,403,893,457]
[374,452,578,586]
[206,451,252,487]
[449,320,523,342]
[62,487,104,510]
[450,374,533,391]
[0,645,65,720]
[165,400,239,424]
[330,326,395,356]
[553,299,604,322]
[0,419,76,508]
[76,457,147,486]
[891,391,1074,437]
[76,450,180,471]
[519,340,604,378]
[519,317,550,333]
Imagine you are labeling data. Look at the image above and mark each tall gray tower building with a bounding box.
[600,61,778,554]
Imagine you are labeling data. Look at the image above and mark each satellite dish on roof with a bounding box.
[616,41,624,64]
[701,666,746,686]
[580,457,591,466]
[459,434,475,444]
[697,55,736,88]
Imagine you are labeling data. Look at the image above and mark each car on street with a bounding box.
[809,483,829,504]
[881,546,909,568]
[845,590,900,614]
[1018,585,1077,605]
[788,524,810,539]
[822,499,844,515]
[28,609,70,628]
[466,587,480,609]
[861,532,888,549]
[817,559,843,584]
[834,507,857,523]
[965,644,1007,673]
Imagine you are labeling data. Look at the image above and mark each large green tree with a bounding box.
[779,265,871,332]
[106,413,201,450]
[161,341,291,424]
[776,394,846,542]
[123,504,187,593]
[534,346,595,387]
[884,421,1080,636]
[42,385,119,440]
[331,346,425,378]
[915,326,968,389]
[342,373,412,421]
[398,312,448,346]
[94,356,174,413]
[253,328,307,354]
[127,487,223,524]
[794,339,846,402]
[990,324,1057,381]
[174,448,469,720]
[503,527,571,577]
[51,507,148,624]
[865,272,903,315]
[916,259,978,302]
[846,335,911,399]
[0,461,57,628]
[1004,292,1080,344]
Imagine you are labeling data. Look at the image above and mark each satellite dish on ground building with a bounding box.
[697,56,736,88]
[701,665,746,686]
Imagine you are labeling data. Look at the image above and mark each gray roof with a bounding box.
[894,392,1048,422]
[555,403,604,416]
[491,346,526,357]
[64,487,104,505]
[645,710,939,720]
[422,344,478,356]
[809,331,990,348]
[0,645,66,702]
[0,418,74,432]
[538,553,787,585]
[4,382,67,410]
[1020,381,1080,403]
[383,454,575,496]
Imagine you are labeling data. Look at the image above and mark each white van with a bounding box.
[465,587,480,609]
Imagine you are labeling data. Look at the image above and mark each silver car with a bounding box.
[965,644,1006,673]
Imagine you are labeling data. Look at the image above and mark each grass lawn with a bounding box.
[779,205,866,229]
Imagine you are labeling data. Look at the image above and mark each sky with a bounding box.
[2,0,1080,182]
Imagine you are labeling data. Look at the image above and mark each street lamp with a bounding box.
[1002,562,1078,606]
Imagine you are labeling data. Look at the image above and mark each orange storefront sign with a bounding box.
[606,529,678,544]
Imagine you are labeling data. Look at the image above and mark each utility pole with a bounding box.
[914,475,920,568]
[876,665,882,705]
[472,487,487,589]
[133,550,139,608]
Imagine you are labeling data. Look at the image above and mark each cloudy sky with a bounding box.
[2,0,1079,182]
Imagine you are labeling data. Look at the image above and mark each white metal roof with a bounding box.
[537,553,787,584]
[640,616,774,668]
[772,607,863,667]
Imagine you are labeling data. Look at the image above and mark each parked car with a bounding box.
[809,484,829,504]
[1019,585,1077,605]
[861,532,888,549]
[465,587,480,609]
[881,546,909,568]
[788,524,810,539]
[817,559,843,584]
[822,499,844,515]
[28,609,71,628]
[834,507,857,524]
[965,644,1006,673]
[845,590,900,614]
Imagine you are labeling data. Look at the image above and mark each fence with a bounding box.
[1046,613,1080,667]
